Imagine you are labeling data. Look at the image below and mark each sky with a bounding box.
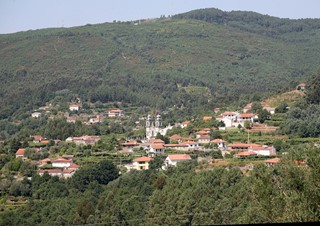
[1,0,320,34]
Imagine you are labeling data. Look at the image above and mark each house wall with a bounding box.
[52,162,71,168]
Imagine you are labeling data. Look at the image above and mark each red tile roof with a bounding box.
[264,158,281,164]
[149,139,165,144]
[182,121,190,125]
[16,148,25,155]
[211,139,226,143]
[196,130,210,135]
[170,134,183,140]
[39,158,51,163]
[235,151,257,157]
[228,142,251,148]
[133,156,153,162]
[181,141,198,145]
[164,144,188,147]
[239,113,255,118]
[198,135,210,139]
[222,111,236,115]
[168,154,192,161]
[109,109,122,113]
[33,135,43,140]
[121,141,139,146]
[298,83,305,87]
[52,158,72,163]
[68,163,80,169]
[151,144,164,149]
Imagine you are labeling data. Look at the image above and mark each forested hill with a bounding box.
[173,8,320,38]
[1,8,320,119]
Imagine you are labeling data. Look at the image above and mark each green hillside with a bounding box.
[1,8,320,119]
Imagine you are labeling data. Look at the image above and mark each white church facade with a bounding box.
[145,114,172,139]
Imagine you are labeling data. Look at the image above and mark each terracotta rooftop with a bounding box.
[16,148,25,155]
[167,154,192,161]
[52,158,72,163]
[133,156,153,162]
[211,139,227,143]
[235,151,257,157]
[264,158,281,164]
[239,113,255,118]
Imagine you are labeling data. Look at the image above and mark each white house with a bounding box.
[249,145,276,156]
[51,158,73,168]
[164,143,189,151]
[296,83,306,91]
[38,169,75,178]
[238,113,257,126]
[180,121,190,128]
[65,135,100,145]
[108,109,124,117]
[69,104,80,111]
[263,106,276,115]
[31,112,42,118]
[180,141,199,151]
[197,135,211,144]
[162,154,192,169]
[15,148,26,158]
[148,144,165,157]
[221,111,239,128]
[210,139,227,149]
[195,130,210,139]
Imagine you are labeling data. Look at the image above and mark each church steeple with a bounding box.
[146,115,152,128]
[155,114,162,128]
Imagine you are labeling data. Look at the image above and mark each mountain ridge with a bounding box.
[1,8,320,119]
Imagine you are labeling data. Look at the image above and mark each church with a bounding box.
[145,114,169,139]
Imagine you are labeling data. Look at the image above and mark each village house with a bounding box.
[120,141,140,152]
[89,115,102,124]
[15,148,26,159]
[148,144,165,157]
[37,158,51,167]
[38,106,50,111]
[243,103,252,113]
[66,135,100,146]
[69,104,80,111]
[203,116,212,121]
[164,143,189,151]
[180,141,200,151]
[263,106,276,115]
[15,148,40,159]
[234,151,257,158]
[108,109,124,117]
[33,135,44,143]
[197,135,211,144]
[213,108,220,113]
[195,130,210,138]
[211,139,227,149]
[180,121,190,128]
[227,142,252,151]
[169,134,184,143]
[51,157,73,168]
[162,154,192,169]
[220,111,239,128]
[248,145,276,156]
[264,157,281,166]
[68,163,80,171]
[296,83,306,91]
[38,169,75,179]
[238,113,258,126]
[31,112,41,118]
[131,156,153,170]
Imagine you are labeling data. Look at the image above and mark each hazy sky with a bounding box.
[1,0,320,34]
